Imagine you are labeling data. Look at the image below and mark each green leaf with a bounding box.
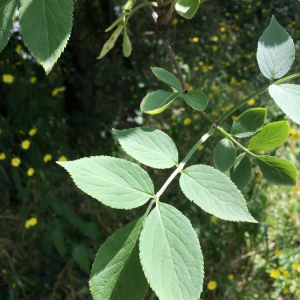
[213,138,236,172]
[181,91,208,111]
[72,244,90,273]
[175,0,201,19]
[139,202,203,300]
[114,127,178,169]
[230,154,251,191]
[256,155,297,186]
[123,28,132,57]
[51,223,67,257]
[19,0,74,74]
[151,67,182,92]
[105,12,128,32]
[140,89,178,114]
[248,121,289,152]
[90,218,148,300]
[57,156,154,209]
[269,84,300,125]
[98,24,124,59]
[257,16,295,80]
[231,108,267,138]
[0,0,18,53]
[180,165,257,222]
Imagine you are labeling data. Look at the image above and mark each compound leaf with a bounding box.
[256,155,297,186]
[248,121,289,152]
[114,127,178,169]
[213,138,236,172]
[181,91,208,111]
[180,165,257,222]
[140,202,204,300]
[57,156,154,209]
[0,0,18,53]
[19,0,74,74]
[90,218,148,300]
[269,84,300,125]
[257,16,294,80]
[175,0,201,19]
[230,153,251,191]
[140,89,178,114]
[151,67,182,92]
[231,108,267,138]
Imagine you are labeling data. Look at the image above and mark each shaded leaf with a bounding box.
[57,156,154,209]
[180,164,257,222]
[19,0,74,74]
[257,16,294,80]
[175,0,201,19]
[231,108,267,138]
[151,67,182,92]
[90,218,148,300]
[72,244,90,273]
[114,127,178,169]
[256,155,297,186]
[230,154,251,191]
[182,91,208,111]
[248,121,289,151]
[140,89,178,114]
[139,202,203,300]
[51,223,67,257]
[123,28,132,57]
[213,138,236,172]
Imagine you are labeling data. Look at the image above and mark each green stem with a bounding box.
[181,128,216,165]
[216,126,256,158]
[273,72,300,85]
[142,199,156,224]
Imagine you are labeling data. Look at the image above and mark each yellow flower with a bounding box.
[193,114,199,120]
[247,99,255,106]
[232,115,237,121]
[192,37,199,43]
[0,152,5,160]
[210,216,217,222]
[207,280,217,290]
[270,269,280,279]
[221,33,227,41]
[21,140,30,150]
[283,288,289,295]
[30,76,37,84]
[212,46,218,52]
[44,154,52,162]
[3,74,14,84]
[29,128,37,136]
[208,65,213,70]
[290,128,297,135]
[291,263,300,270]
[220,27,225,32]
[52,86,66,96]
[171,115,177,120]
[230,77,237,84]
[202,66,208,73]
[283,270,290,278]
[2,269,7,274]
[25,217,37,229]
[58,156,68,162]
[27,168,34,176]
[228,274,234,280]
[232,36,236,42]
[275,249,281,256]
[15,45,22,53]
[212,36,218,42]
[255,177,262,183]
[172,18,178,25]
[194,125,199,130]
[199,61,204,66]
[12,283,16,288]
[198,145,204,151]
[11,157,21,167]
[183,118,192,126]
[194,66,199,71]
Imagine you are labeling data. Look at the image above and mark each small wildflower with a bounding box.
[283,288,289,295]
[15,45,22,53]
[3,74,14,84]
[291,263,300,270]
[25,217,37,229]
[270,269,280,279]
[212,46,218,52]
[220,27,226,32]
[247,99,255,106]
[194,66,199,71]
[232,115,237,121]
[275,249,281,256]
[210,216,217,222]
[199,61,204,66]
[202,66,208,73]
[192,37,199,43]
[171,115,177,120]
[230,77,237,84]
[290,128,297,136]
[212,36,218,42]
[228,274,234,280]
[21,140,30,150]
[44,154,52,162]
[232,36,236,42]
[58,156,68,162]
[193,114,199,120]
[0,152,5,160]
[11,157,21,167]
[207,280,217,290]
[198,145,204,151]
[212,111,218,117]
[172,18,178,25]
[12,283,16,288]
[52,86,66,96]
[283,270,290,278]
[255,177,262,183]
[183,118,192,126]
[29,128,37,136]
[30,76,37,84]
[27,168,34,176]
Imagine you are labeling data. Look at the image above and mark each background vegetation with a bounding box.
[0,0,300,299]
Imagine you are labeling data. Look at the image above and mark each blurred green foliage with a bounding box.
[0,0,300,299]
